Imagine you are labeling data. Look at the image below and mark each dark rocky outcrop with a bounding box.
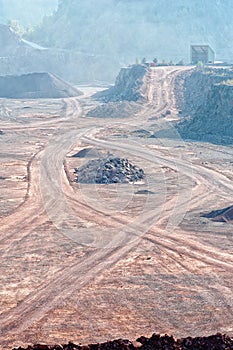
[74,156,144,184]
[12,333,233,350]
[0,72,82,99]
[94,65,147,102]
[202,204,233,222]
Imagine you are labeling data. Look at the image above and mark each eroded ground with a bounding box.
[0,68,233,349]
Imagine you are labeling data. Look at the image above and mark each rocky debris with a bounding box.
[176,67,233,144]
[93,65,148,103]
[202,204,233,222]
[0,130,4,135]
[130,129,152,138]
[12,333,233,350]
[137,333,233,349]
[87,101,141,119]
[0,72,82,99]
[74,156,144,184]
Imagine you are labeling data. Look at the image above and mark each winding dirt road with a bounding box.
[1,67,233,348]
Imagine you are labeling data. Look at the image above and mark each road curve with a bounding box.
[1,67,233,346]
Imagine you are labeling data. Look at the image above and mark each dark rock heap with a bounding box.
[13,333,233,350]
[202,204,233,222]
[74,157,144,184]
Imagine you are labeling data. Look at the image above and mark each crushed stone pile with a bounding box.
[13,333,233,349]
[0,72,82,99]
[74,157,144,184]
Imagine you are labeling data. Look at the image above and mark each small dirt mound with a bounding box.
[136,189,154,195]
[72,148,103,158]
[0,72,82,99]
[87,101,141,119]
[74,156,144,184]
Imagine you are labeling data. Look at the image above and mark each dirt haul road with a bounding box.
[0,67,233,349]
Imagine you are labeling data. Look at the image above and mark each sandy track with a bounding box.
[1,67,233,347]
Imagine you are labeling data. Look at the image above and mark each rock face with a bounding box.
[74,157,144,184]
[0,72,82,99]
[94,65,147,102]
[177,68,233,144]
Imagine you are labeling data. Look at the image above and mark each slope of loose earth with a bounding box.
[0,72,82,99]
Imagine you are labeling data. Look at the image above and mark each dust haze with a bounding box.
[1,1,233,349]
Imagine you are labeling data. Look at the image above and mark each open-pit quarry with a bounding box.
[1,65,233,349]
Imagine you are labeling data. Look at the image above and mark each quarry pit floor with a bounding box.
[0,67,233,349]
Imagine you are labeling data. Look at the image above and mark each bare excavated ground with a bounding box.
[1,67,233,349]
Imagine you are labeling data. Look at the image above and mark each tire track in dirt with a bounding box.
[1,68,232,345]
[0,68,190,340]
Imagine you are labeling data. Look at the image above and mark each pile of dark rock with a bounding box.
[202,204,233,222]
[137,333,233,349]
[13,333,233,350]
[74,157,144,184]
